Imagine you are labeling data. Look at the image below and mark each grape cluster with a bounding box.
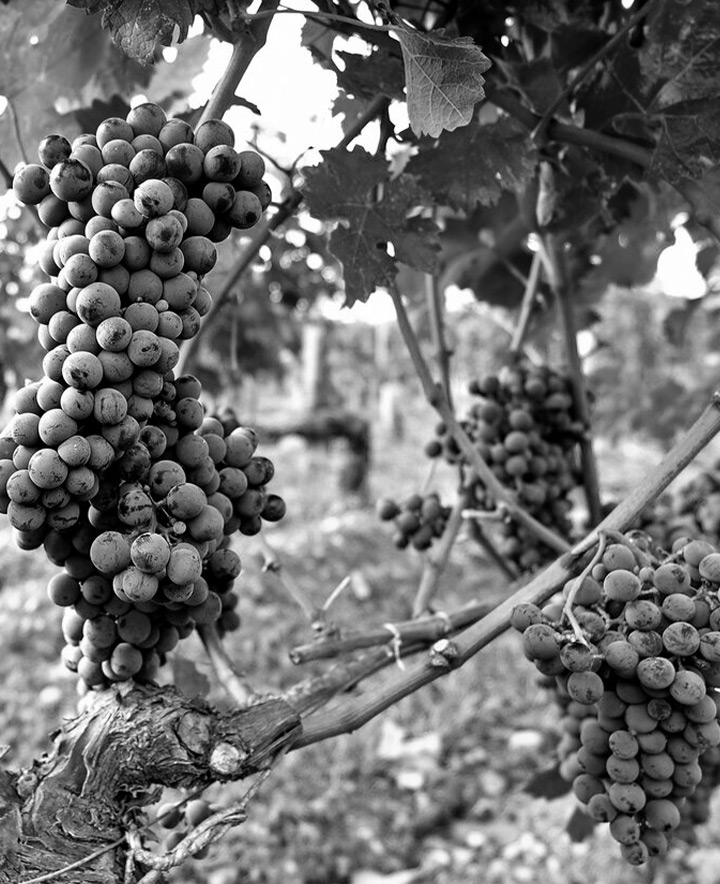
[376,492,450,551]
[426,362,584,572]
[0,106,284,689]
[513,537,720,863]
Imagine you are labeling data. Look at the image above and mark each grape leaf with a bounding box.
[335,47,406,101]
[303,147,439,305]
[405,117,537,210]
[394,24,491,137]
[649,98,720,184]
[67,0,195,63]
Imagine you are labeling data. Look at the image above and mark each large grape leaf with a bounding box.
[405,117,537,211]
[67,0,195,63]
[0,1,150,173]
[303,147,439,305]
[394,24,491,137]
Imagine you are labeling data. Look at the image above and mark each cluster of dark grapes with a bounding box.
[376,492,450,551]
[0,105,284,690]
[425,362,584,572]
[512,537,720,864]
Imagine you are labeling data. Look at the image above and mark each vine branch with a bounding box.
[200,0,282,125]
[295,394,720,748]
[290,598,494,663]
[539,234,603,527]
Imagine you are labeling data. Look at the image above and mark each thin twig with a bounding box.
[509,250,543,356]
[256,533,322,623]
[200,0,282,125]
[0,155,14,190]
[293,393,720,748]
[538,234,603,527]
[424,270,453,406]
[532,0,664,142]
[389,288,571,555]
[289,598,495,663]
[198,624,258,705]
[466,517,520,581]
[7,98,28,165]
[412,486,468,617]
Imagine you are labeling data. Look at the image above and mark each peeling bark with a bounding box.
[0,684,301,883]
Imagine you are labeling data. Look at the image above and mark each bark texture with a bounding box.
[0,684,301,882]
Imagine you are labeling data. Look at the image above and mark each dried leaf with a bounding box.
[523,762,572,799]
[566,806,597,842]
[394,24,491,137]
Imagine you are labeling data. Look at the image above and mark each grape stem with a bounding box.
[560,532,608,646]
[466,517,520,581]
[412,485,470,617]
[197,624,258,706]
[199,0,282,126]
[509,250,542,357]
[292,394,720,748]
[424,268,453,407]
[538,234,604,527]
[388,287,572,556]
[256,532,323,623]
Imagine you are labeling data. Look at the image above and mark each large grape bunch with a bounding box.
[0,103,285,690]
[512,536,720,864]
[426,361,584,572]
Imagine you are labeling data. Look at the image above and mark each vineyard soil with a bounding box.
[3,407,720,884]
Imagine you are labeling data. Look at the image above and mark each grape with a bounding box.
[637,656,676,690]
[90,531,132,574]
[131,533,171,574]
[670,670,706,705]
[47,573,82,606]
[109,643,144,678]
[662,621,700,656]
[166,544,203,585]
[603,569,641,602]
